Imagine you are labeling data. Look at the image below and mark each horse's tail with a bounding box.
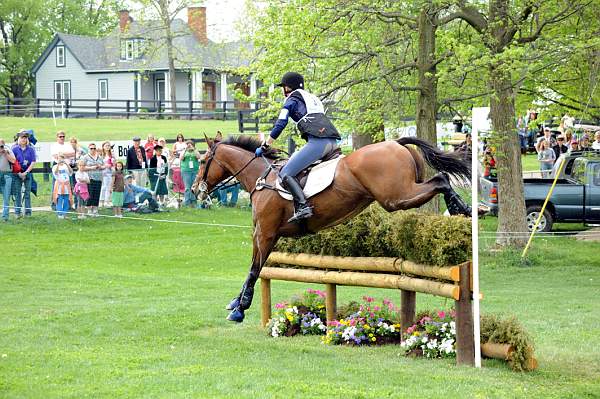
[396,137,471,183]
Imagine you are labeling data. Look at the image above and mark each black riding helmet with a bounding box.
[277,72,304,90]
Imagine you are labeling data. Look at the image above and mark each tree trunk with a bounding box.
[488,0,528,247]
[352,132,374,150]
[160,0,177,115]
[415,6,440,213]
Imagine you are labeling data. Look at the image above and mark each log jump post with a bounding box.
[259,251,476,366]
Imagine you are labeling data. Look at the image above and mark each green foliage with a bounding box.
[481,314,537,372]
[0,0,123,98]
[275,205,471,266]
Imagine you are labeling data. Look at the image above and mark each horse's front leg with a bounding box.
[226,230,278,323]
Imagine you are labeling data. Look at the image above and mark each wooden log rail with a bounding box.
[259,251,476,366]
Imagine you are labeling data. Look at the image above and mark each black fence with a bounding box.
[2,97,260,121]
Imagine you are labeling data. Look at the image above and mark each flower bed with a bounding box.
[266,289,536,371]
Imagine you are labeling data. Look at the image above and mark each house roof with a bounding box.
[32,19,252,74]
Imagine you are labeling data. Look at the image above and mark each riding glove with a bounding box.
[255,141,269,157]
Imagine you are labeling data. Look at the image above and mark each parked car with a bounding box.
[480,152,600,231]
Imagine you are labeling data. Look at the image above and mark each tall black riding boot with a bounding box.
[282,176,313,223]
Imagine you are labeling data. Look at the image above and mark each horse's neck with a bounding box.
[220,146,266,193]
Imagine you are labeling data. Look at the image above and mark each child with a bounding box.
[73,159,90,219]
[112,161,125,217]
[52,155,73,219]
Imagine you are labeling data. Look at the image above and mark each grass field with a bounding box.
[0,116,241,142]
[1,207,599,398]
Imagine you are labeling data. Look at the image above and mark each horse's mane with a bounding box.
[220,135,281,159]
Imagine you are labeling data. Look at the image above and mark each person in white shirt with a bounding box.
[50,131,76,165]
[593,132,600,150]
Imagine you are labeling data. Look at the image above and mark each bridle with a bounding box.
[197,143,258,199]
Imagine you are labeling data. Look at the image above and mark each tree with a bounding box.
[444,0,594,247]
[0,0,122,100]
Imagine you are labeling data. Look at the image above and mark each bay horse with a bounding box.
[192,132,471,322]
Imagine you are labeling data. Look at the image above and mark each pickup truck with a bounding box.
[480,152,600,232]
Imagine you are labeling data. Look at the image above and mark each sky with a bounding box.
[126,0,250,42]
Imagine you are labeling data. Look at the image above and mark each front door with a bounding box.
[155,79,166,110]
[203,82,216,110]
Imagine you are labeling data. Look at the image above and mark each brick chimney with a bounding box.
[188,7,208,45]
[119,10,132,33]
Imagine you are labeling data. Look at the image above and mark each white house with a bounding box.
[31,8,259,116]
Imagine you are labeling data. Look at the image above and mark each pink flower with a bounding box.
[307,288,316,294]
[450,310,457,318]
[438,311,446,319]
[275,302,287,309]
[363,296,374,303]
[406,325,416,334]
[419,316,432,324]
[316,290,326,298]
[383,298,391,306]
[374,306,380,312]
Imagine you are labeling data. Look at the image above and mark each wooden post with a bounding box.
[64,99,70,118]
[325,283,337,323]
[400,290,416,339]
[35,98,40,118]
[260,278,271,327]
[4,97,9,115]
[126,100,131,119]
[95,99,100,118]
[222,101,227,120]
[455,261,475,366]
[188,100,193,120]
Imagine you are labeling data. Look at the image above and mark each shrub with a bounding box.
[275,205,471,266]
[480,314,537,372]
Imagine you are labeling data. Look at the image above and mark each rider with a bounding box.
[255,72,341,223]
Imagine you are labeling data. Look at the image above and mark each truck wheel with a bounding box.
[526,206,554,232]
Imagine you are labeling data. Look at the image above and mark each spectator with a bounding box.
[52,155,73,219]
[552,135,568,161]
[537,139,555,177]
[564,130,573,149]
[112,161,125,218]
[580,134,592,151]
[70,137,86,162]
[82,143,105,217]
[593,132,600,150]
[482,147,497,179]
[157,138,170,159]
[144,134,157,161]
[180,140,202,207]
[535,127,555,153]
[126,136,148,187]
[149,145,168,205]
[456,133,471,160]
[11,131,36,218]
[50,131,76,209]
[171,134,186,195]
[73,159,90,219]
[0,138,16,221]
[99,141,115,208]
[123,174,159,211]
[517,116,527,154]
[569,139,580,154]
[217,180,240,207]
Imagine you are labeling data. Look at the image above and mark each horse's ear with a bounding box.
[204,133,213,148]
[215,130,223,141]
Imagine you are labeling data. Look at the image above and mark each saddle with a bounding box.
[256,147,343,201]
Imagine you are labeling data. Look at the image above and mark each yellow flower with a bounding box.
[364,325,370,330]
[414,331,420,336]
[371,337,376,342]
[369,333,374,337]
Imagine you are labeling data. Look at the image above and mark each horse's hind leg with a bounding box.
[226,225,278,323]
[377,173,470,215]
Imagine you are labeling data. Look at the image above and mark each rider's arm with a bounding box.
[267,97,299,144]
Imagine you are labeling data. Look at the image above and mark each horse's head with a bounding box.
[192,131,231,200]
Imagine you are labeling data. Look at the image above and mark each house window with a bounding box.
[56,46,65,67]
[98,79,108,100]
[54,81,71,105]
[120,39,145,61]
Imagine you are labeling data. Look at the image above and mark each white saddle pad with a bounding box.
[275,156,343,201]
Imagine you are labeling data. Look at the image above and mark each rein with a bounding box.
[200,143,261,197]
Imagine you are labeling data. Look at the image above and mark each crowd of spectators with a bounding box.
[0,130,240,221]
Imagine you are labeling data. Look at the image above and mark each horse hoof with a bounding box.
[227,307,245,323]
[225,297,240,310]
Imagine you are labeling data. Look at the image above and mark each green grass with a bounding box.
[0,117,240,142]
[1,208,599,398]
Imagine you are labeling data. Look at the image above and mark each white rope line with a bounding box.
[4,206,253,229]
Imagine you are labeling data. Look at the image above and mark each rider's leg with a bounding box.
[279,137,337,222]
